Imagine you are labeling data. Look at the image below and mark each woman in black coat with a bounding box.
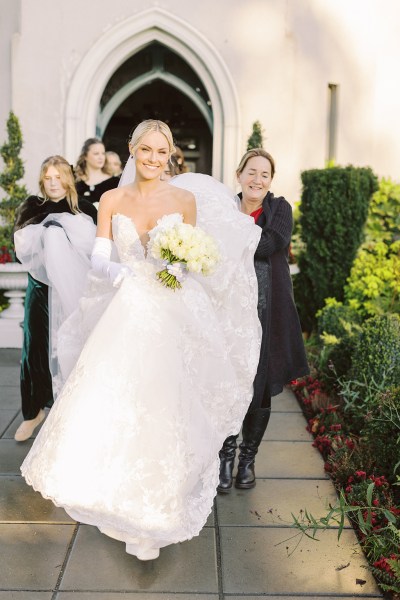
[218,148,309,492]
[74,138,120,205]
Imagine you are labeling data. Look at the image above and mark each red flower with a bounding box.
[330,423,342,431]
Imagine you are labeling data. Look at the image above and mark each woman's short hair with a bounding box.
[236,148,275,179]
[129,120,176,156]
[39,155,79,213]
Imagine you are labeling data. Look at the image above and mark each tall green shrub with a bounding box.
[350,313,400,388]
[294,166,378,331]
[246,120,264,150]
[0,111,28,260]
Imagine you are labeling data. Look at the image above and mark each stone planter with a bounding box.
[0,262,28,348]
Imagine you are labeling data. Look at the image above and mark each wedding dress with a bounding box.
[21,173,262,560]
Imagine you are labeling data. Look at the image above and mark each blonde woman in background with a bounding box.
[104,150,123,177]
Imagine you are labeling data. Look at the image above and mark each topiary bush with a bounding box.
[294,165,378,331]
[0,111,28,261]
[246,120,265,150]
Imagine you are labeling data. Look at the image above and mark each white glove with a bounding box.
[91,237,132,287]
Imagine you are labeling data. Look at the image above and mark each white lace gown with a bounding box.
[21,174,262,559]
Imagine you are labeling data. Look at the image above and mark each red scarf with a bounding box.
[250,207,263,223]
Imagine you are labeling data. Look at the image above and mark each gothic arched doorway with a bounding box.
[64,8,240,185]
[98,42,213,174]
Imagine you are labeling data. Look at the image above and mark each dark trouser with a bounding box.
[217,393,271,492]
[20,274,53,420]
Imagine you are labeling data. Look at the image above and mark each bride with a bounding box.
[21,119,262,560]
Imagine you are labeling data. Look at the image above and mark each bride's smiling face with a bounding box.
[132,131,170,180]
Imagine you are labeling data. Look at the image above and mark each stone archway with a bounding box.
[64,8,240,185]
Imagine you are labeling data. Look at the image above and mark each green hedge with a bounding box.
[294,166,378,331]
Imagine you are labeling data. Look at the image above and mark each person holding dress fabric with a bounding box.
[21,120,262,561]
[218,148,309,493]
[13,156,97,442]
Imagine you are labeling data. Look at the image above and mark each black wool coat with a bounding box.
[249,191,309,406]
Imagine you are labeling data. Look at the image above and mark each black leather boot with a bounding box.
[235,408,271,489]
[217,435,238,493]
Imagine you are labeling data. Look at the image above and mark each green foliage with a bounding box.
[365,177,400,244]
[351,314,400,388]
[317,298,361,338]
[316,298,362,381]
[246,120,264,150]
[293,165,378,331]
[290,483,400,593]
[358,388,400,480]
[290,200,305,264]
[345,240,400,317]
[0,111,28,261]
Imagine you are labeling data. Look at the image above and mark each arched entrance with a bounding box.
[99,42,213,174]
[64,8,240,185]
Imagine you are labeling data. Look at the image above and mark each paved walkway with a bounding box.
[0,348,382,599]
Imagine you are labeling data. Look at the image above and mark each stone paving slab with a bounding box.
[220,526,381,596]
[0,386,20,410]
[0,367,20,386]
[0,439,33,475]
[271,386,302,413]
[251,440,330,479]
[0,476,74,523]
[0,523,75,590]
[0,349,21,365]
[264,410,311,441]
[216,478,345,528]
[0,409,18,436]
[60,525,218,594]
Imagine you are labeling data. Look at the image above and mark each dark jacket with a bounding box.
[14,196,97,230]
[75,176,119,204]
[250,191,309,404]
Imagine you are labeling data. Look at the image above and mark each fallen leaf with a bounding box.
[336,562,350,571]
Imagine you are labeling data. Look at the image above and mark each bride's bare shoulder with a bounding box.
[99,186,132,209]
[170,185,195,206]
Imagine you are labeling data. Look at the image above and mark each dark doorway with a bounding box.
[100,42,213,174]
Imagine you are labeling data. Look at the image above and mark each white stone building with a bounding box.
[1,0,399,202]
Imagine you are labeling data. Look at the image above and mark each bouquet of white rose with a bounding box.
[149,221,220,290]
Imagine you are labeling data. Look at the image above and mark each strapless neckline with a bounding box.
[112,212,183,256]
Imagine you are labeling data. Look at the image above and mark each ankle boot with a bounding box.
[235,408,271,489]
[217,434,238,493]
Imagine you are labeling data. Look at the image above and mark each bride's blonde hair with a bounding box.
[129,120,176,156]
